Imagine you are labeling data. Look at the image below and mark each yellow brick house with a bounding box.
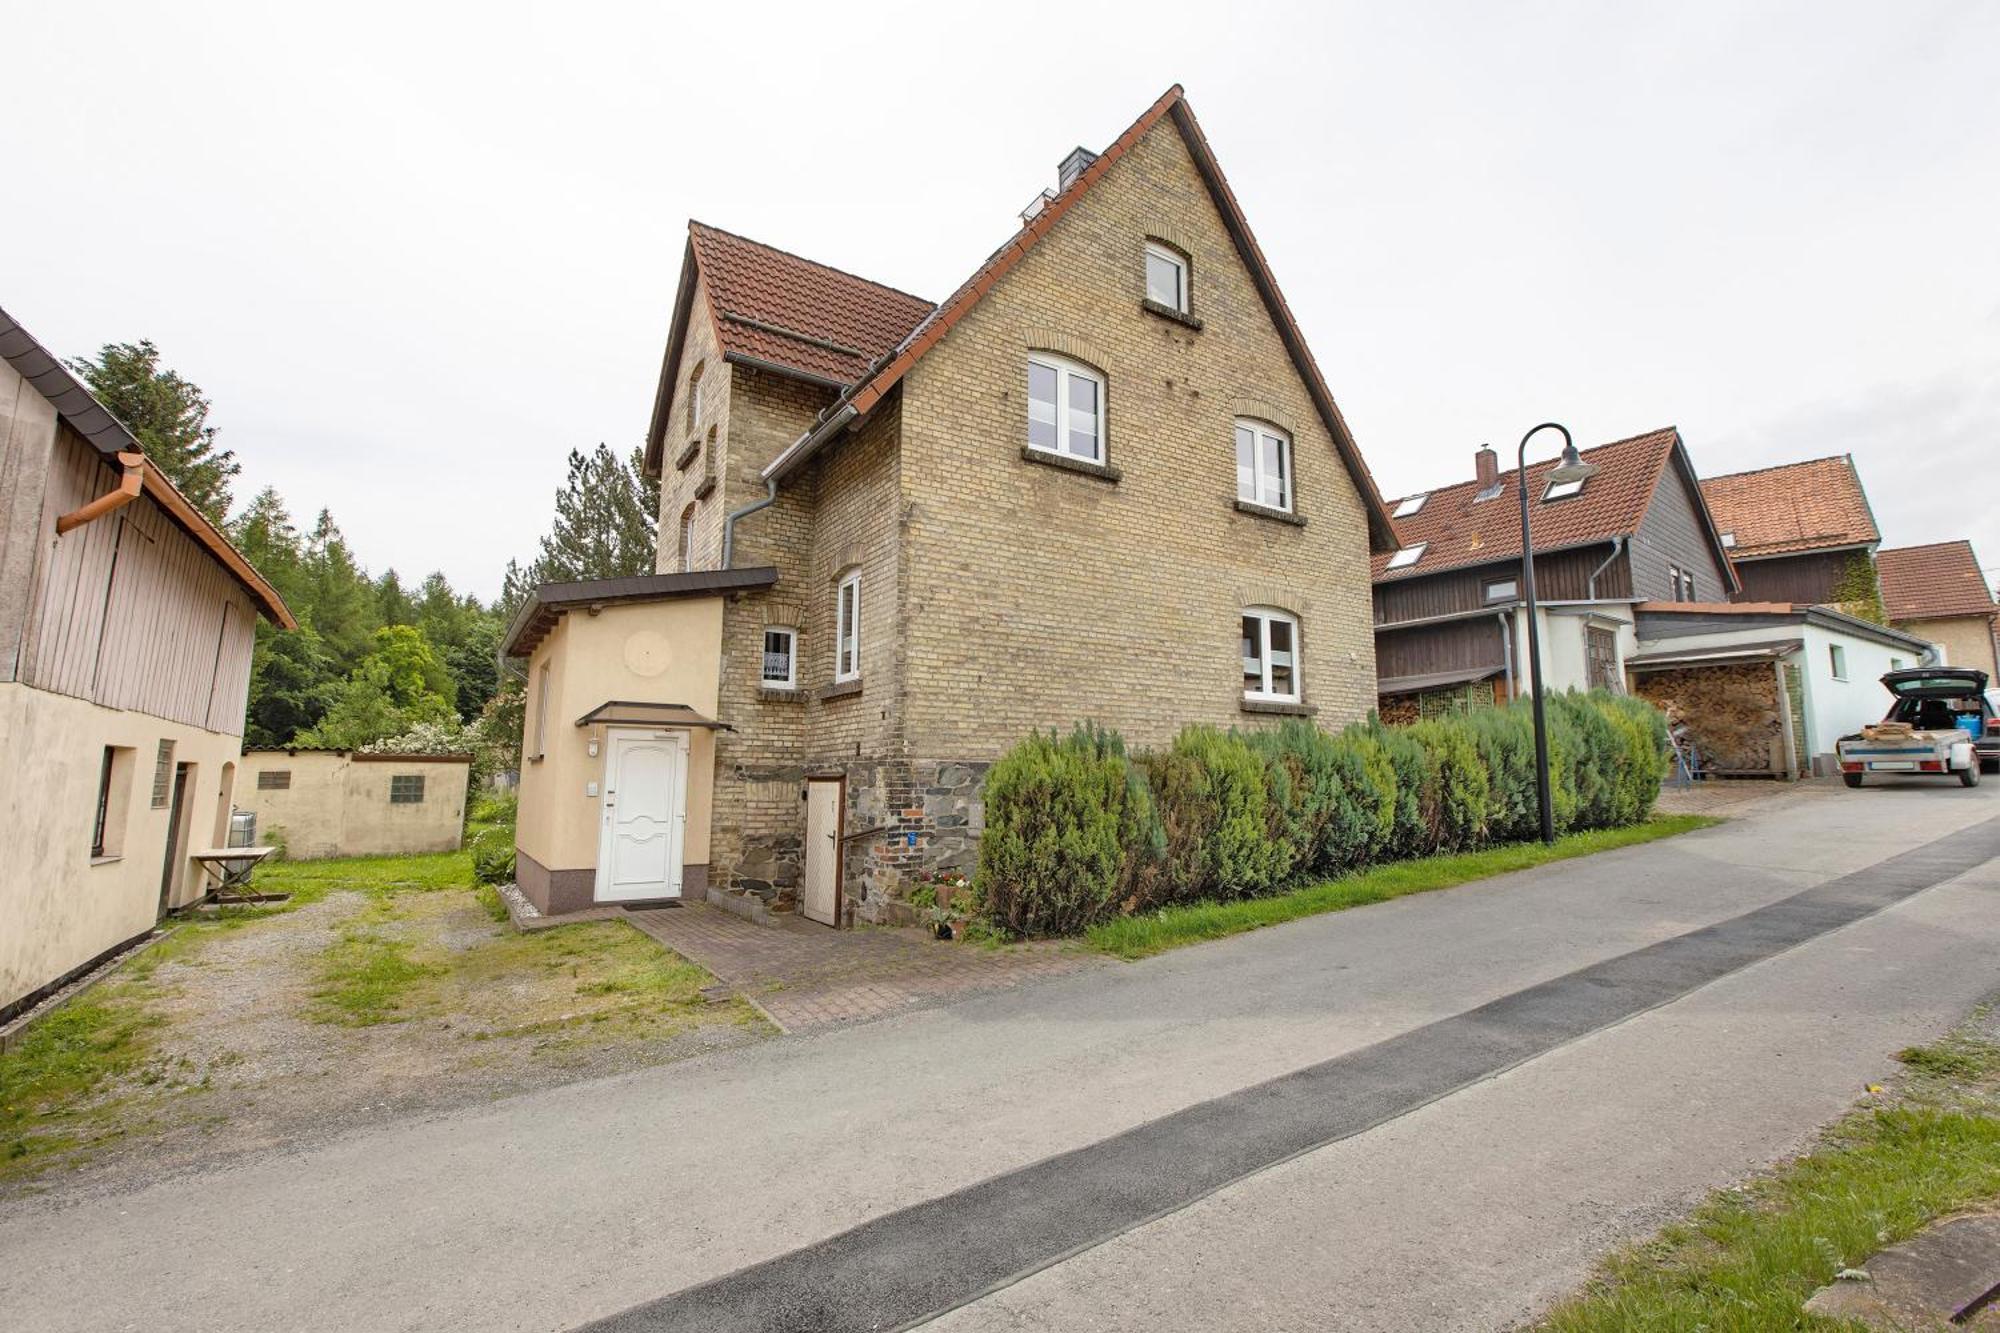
[505,86,1397,925]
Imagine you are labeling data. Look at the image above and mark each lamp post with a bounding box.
[1518,422,1590,844]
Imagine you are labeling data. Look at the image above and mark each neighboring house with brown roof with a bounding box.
[506,86,1395,926]
[1876,540,1999,679]
[1371,428,1736,718]
[1698,455,1880,606]
[1,304,295,1020]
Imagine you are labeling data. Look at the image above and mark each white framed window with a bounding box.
[834,571,861,682]
[1026,354,1104,463]
[1680,568,1697,601]
[1829,644,1847,681]
[687,363,704,432]
[1386,542,1426,571]
[1144,242,1188,313]
[1241,608,1301,702]
[1485,578,1517,603]
[1545,475,1585,501]
[761,627,797,690]
[1393,494,1427,518]
[1234,420,1293,511]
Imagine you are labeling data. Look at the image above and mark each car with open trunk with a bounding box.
[1836,667,1992,788]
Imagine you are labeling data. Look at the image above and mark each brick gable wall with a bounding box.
[687,116,1378,922]
[899,114,1376,754]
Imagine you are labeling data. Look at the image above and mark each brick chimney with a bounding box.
[1475,445,1499,492]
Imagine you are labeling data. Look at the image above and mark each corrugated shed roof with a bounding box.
[1877,540,1999,621]
[1698,455,1879,559]
[1372,428,1683,582]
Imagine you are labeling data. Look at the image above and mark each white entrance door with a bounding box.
[596,730,688,903]
[802,778,842,927]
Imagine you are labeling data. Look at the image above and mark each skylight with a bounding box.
[1393,494,1427,518]
[1719,532,1737,548]
[1386,542,1427,570]
[1544,476,1585,501]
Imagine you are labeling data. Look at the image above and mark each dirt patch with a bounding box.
[1,873,770,1203]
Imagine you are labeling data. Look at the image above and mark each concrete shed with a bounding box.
[239,749,471,859]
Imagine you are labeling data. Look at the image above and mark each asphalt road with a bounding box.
[6,780,1998,1333]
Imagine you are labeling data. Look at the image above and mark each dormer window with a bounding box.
[1544,475,1586,501]
[1144,242,1188,314]
[1393,494,1427,518]
[1386,543,1426,571]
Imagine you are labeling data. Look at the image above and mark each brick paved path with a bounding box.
[622,903,1099,1033]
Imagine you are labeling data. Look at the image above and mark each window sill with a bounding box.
[818,679,863,701]
[693,475,716,501]
[1021,447,1120,483]
[759,686,806,702]
[1233,498,1306,527]
[89,855,123,867]
[674,439,701,471]
[1241,698,1317,718]
[1141,299,1203,331]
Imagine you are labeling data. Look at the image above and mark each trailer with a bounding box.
[1836,667,1990,789]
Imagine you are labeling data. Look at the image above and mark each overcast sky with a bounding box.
[7,1,1996,600]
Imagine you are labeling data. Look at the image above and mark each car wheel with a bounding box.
[1843,773,1864,789]
[1960,764,1981,788]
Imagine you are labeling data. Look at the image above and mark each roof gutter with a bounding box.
[761,402,857,486]
[56,451,144,534]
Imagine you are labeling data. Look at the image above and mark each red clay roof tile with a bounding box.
[1876,540,1999,621]
[1372,428,1682,582]
[687,222,934,387]
[1698,455,1879,559]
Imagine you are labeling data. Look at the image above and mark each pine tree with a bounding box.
[68,339,239,522]
[528,444,660,587]
[300,509,382,674]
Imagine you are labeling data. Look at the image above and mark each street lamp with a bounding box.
[1518,422,1589,844]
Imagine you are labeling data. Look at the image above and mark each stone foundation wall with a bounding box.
[709,756,992,924]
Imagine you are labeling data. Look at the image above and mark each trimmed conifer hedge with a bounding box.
[972,691,1668,937]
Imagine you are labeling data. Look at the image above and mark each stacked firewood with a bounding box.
[1632,663,1781,772]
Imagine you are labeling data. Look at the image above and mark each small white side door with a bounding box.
[802,778,842,927]
[596,730,687,903]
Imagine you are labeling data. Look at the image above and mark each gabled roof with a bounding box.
[0,303,295,628]
[1372,427,1733,587]
[1876,540,1999,622]
[1697,455,1879,560]
[642,225,933,473]
[753,84,1399,550]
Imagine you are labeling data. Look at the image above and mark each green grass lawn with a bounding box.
[1538,1018,2000,1330]
[1085,815,1722,959]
